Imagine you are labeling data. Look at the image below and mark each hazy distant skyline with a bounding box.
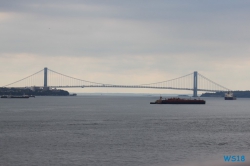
[1,0,250,94]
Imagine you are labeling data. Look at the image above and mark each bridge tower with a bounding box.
[44,67,48,88]
[193,71,198,97]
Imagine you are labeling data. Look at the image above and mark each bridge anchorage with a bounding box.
[2,67,230,97]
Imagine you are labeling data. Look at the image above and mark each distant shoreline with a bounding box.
[201,91,250,98]
[0,87,69,96]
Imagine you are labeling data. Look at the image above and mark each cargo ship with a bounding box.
[224,91,236,100]
[150,97,205,104]
[1,95,29,99]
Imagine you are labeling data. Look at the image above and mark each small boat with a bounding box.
[12,96,29,98]
[150,96,205,104]
[1,95,29,99]
[224,91,236,100]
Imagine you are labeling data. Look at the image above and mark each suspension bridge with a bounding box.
[2,67,230,97]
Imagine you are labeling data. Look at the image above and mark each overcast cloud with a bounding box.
[1,0,250,93]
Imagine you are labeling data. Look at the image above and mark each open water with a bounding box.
[0,96,250,166]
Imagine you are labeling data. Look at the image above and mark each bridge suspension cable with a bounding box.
[137,73,193,86]
[197,73,230,92]
[2,69,44,87]
[47,69,116,87]
[47,69,195,90]
[135,73,194,90]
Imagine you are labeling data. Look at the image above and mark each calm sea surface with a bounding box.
[0,96,250,166]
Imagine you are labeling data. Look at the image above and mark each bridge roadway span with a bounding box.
[14,85,225,93]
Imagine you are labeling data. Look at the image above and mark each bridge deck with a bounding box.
[8,86,226,92]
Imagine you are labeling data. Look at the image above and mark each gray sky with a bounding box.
[1,0,250,93]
